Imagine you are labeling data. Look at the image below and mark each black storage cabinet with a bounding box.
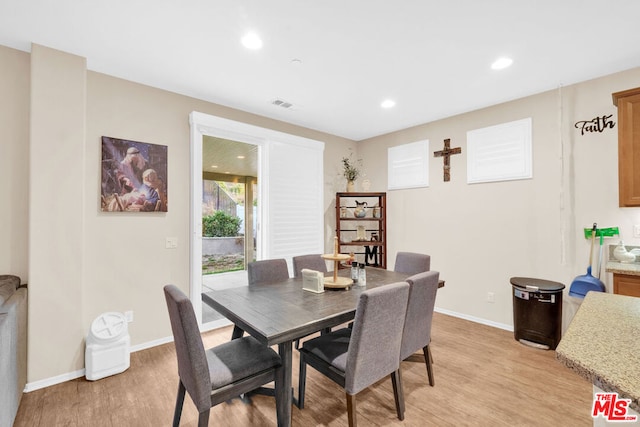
[511,277,565,350]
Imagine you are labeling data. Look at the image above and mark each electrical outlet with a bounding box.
[634,225,640,238]
[487,292,495,303]
[125,310,134,323]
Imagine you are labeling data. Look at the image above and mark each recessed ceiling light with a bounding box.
[491,57,513,70]
[241,32,263,50]
[381,99,396,109]
[237,155,245,159]
[211,165,218,168]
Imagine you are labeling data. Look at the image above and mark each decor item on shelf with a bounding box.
[373,206,381,218]
[354,200,368,218]
[340,206,349,218]
[365,245,380,266]
[341,151,362,192]
[361,178,371,191]
[356,225,366,241]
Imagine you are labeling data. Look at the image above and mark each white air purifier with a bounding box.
[85,312,130,381]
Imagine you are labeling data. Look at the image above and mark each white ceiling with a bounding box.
[2,1,640,141]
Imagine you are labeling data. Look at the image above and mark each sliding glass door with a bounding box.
[190,112,324,329]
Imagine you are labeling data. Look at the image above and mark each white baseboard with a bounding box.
[201,318,232,332]
[434,306,514,332]
[129,335,174,353]
[24,369,86,392]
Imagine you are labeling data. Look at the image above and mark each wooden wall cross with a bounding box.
[434,138,462,182]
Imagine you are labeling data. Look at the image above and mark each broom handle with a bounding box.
[589,223,597,269]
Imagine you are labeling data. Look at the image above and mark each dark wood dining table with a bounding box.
[202,267,418,427]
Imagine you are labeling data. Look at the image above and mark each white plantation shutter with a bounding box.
[261,139,324,273]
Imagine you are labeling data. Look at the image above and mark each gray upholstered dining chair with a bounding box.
[297,282,410,427]
[394,251,431,275]
[248,258,290,285]
[232,258,291,341]
[401,270,440,387]
[292,254,328,278]
[163,285,284,427]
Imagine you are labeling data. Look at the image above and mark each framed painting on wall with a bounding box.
[101,136,168,212]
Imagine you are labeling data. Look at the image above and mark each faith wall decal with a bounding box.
[574,114,615,135]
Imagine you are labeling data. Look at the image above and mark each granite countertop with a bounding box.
[556,292,640,411]
[606,260,640,276]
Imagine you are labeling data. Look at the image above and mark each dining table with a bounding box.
[201,267,441,427]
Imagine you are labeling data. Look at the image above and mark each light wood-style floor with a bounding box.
[14,312,593,426]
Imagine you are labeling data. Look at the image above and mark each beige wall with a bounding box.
[29,44,87,381]
[0,46,29,279]
[358,67,640,328]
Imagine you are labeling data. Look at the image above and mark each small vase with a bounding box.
[346,180,355,192]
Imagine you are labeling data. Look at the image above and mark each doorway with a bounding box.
[200,137,257,324]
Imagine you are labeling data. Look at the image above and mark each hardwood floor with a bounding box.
[14,312,593,426]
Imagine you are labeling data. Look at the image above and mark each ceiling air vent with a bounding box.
[272,98,293,109]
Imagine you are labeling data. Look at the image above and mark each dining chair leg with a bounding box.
[298,354,307,409]
[274,363,285,426]
[172,380,186,427]
[424,344,435,386]
[197,410,210,427]
[346,392,357,427]
[391,369,405,420]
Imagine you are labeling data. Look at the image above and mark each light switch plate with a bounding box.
[165,237,178,249]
